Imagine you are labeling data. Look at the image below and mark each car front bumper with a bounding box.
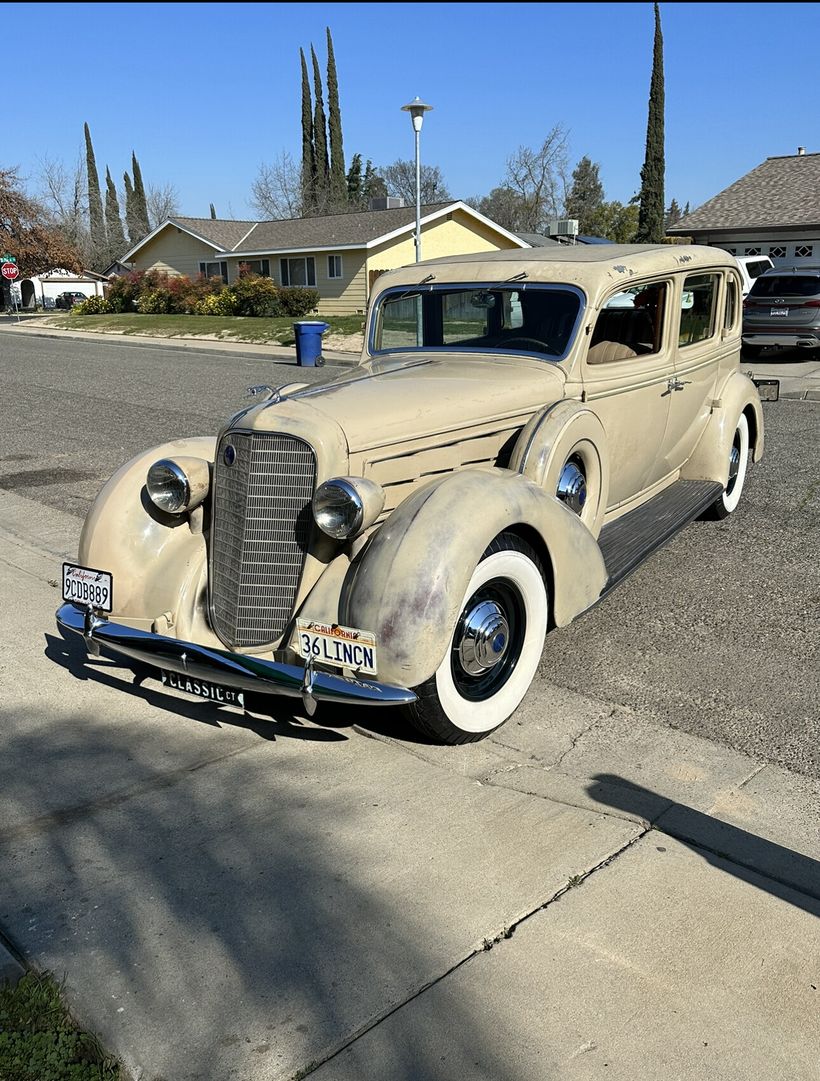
[56,603,417,712]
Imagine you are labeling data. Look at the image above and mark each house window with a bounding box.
[237,259,270,277]
[280,257,316,287]
[795,245,814,258]
[199,260,228,282]
[328,255,343,279]
[744,247,761,256]
[769,247,786,258]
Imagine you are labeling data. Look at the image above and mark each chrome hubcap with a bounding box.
[557,458,587,516]
[727,441,741,492]
[457,599,510,676]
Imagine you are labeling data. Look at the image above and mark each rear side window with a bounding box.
[747,260,771,279]
[679,274,718,346]
[750,275,820,298]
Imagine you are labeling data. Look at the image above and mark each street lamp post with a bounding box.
[401,97,432,263]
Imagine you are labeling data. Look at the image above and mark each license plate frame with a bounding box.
[62,562,113,613]
[160,670,244,708]
[296,619,378,675]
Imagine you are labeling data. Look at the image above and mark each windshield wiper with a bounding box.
[392,274,436,304]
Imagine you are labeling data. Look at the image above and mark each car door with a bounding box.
[664,270,727,471]
[582,280,672,509]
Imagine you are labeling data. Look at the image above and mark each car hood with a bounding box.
[263,352,567,453]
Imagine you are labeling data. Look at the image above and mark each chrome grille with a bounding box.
[210,432,316,648]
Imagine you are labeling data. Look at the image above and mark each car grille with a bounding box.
[210,431,316,648]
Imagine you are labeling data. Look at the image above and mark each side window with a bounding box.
[724,276,738,331]
[588,282,666,365]
[679,274,718,347]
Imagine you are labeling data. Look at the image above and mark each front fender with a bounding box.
[681,371,764,486]
[78,437,218,642]
[342,468,607,687]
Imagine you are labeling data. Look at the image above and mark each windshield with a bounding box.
[371,284,583,360]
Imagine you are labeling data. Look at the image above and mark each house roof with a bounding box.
[122,202,528,263]
[669,152,820,233]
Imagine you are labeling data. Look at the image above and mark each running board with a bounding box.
[598,480,723,595]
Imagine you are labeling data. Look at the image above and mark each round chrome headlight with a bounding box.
[146,459,190,514]
[312,477,385,540]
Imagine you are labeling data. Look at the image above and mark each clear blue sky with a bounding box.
[6,2,819,220]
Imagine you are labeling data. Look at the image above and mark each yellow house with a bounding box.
[122,202,529,315]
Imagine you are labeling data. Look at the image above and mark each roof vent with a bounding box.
[368,197,406,211]
[798,146,806,155]
[548,218,579,238]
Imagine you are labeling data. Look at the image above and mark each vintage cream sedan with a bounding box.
[57,245,764,744]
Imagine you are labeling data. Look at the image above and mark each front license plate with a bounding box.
[296,619,377,675]
[62,563,113,612]
[770,307,789,317]
[161,671,244,708]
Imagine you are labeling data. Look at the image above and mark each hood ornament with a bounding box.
[245,384,281,403]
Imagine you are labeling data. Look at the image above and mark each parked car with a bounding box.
[742,265,820,357]
[57,245,765,744]
[734,254,774,298]
[54,291,88,309]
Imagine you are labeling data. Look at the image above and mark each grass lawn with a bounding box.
[0,971,123,1080]
[42,313,365,348]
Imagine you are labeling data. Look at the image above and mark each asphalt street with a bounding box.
[1,329,817,777]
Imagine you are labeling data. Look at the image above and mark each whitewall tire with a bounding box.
[407,533,548,745]
[711,413,750,519]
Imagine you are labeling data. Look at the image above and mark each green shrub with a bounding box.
[195,289,237,315]
[230,274,281,317]
[106,271,144,312]
[73,295,113,315]
[277,286,320,318]
[136,288,175,315]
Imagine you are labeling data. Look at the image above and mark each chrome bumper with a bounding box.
[56,603,416,711]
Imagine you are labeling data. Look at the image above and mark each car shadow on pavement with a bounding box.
[44,631,349,744]
[588,773,820,917]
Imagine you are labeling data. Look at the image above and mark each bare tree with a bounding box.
[36,154,92,262]
[146,182,180,229]
[250,151,302,220]
[503,124,569,233]
[377,159,450,205]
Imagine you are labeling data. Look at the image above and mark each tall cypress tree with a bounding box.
[131,152,151,235]
[346,152,363,207]
[636,3,665,243]
[123,172,140,245]
[565,157,605,235]
[300,48,315,213]
[104,167,127,256]
[84,122,106,257]
[311,45,329,208]
[326,27,346,206]
[210,203,217,219]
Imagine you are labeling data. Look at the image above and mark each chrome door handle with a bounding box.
[667,378,691,392]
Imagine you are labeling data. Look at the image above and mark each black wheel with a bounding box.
[406,532,548,745]
[706,413,750,520]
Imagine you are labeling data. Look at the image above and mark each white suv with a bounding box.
[734,255,774,297]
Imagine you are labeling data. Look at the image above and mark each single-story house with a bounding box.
[668,149,820,266]
[15,268,109,309]
[120,202,529,315]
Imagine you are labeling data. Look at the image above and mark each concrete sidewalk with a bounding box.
[0,489,818,1080]
[0,317,361,367]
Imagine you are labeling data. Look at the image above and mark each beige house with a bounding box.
[121,202,529,315]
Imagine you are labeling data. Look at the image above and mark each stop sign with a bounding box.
[1,262,19,281]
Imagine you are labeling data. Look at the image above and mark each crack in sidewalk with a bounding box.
[287,830,648,1080]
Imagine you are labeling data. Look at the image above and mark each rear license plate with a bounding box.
[296,619,377,675]
[770,307,789,316]
[62,563,113,612]
[753,378,780,401]
[161,671,244,707]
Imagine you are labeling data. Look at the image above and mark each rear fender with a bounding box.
[682,371,764,486]
[343,468,607,687]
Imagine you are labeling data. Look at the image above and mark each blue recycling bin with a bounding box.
[294,320,329,367]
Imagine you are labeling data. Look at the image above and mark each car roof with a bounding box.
[757,265,820,276]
